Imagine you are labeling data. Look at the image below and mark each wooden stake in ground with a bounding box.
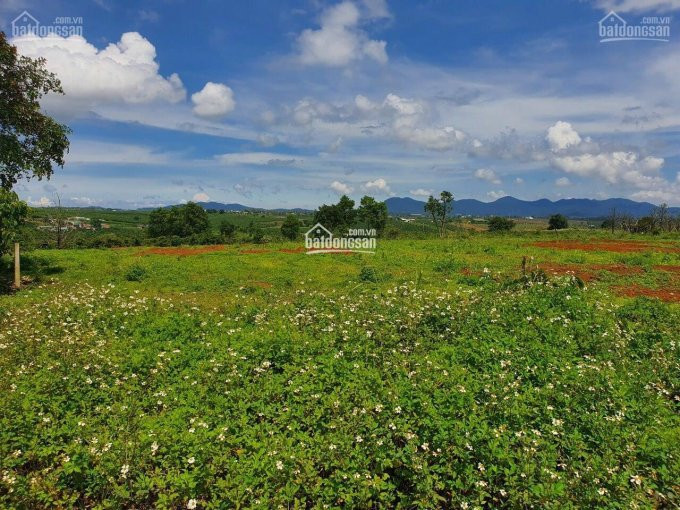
[14,243,20,289]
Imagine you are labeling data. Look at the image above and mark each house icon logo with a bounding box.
[599,11,626,30]
[11,10,40,38]
[304,223,333,243]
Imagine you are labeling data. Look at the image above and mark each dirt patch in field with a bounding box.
[538,263,597,282]
[250,281,272,288]
[460,268,485,277]
[654,265,680,274]
[535,263,644,282]
[139,245,227,256]
[239,249,271,254]
[590,264,645,275]
[531,240,680,254]
[279,247,306,254]
[613,284,680,303]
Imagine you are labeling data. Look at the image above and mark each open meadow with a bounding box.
[4,2,680,507]
[1,231,679,508]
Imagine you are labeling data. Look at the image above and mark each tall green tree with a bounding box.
[280,214,300,240]
[424,191,454,237]
[0,189,28,256]
[148,202,209,238]
[357,196,388,233]
[313,195,357,233]
[548,214,568,230]
[0,32,71,190]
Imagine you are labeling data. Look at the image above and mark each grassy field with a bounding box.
[1,231,679,508]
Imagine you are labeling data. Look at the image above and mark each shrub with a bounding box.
[0,189,28,256]
[487,216,516,232]
[359,266,378,282]
[433,259,461,273]
[280,214,300,240]
[220,220,236,239]
[125,264,147,282]
[91,234,126,248]
[251,228,266,244]
[548,214,569,230]
[383,226,400,239]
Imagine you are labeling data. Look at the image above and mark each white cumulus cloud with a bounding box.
[28,196,54,207]
[297,1,388,67]
[542,122,677,202]
[487,190,506,200]
[11,32,185,111]
[552,152,664,186]
[546,121,582,151]
[192,193,210,202]
[409,188,433,197]
[363,177,392,194]
[383,94,468,151]
[330,180,354,194]
[191,82,235,119]
[474,168,501,185]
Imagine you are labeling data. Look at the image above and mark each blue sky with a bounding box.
[2,0,680,208]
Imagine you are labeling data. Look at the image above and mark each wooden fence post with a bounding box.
[14,242,20,289]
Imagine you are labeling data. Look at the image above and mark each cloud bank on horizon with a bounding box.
[4,0,680,208]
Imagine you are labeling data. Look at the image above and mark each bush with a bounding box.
[125,264,147,282]
[91,234,126,248]
[487,216,515,232]
[433,259,461,273]
[359,266,378,282]
[548,214,569,230]
[220,220,236,239]
[251,228,266,244]
[383,226,400,239]
[280,214,300,240]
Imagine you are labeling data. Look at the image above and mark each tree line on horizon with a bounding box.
[603,204,680,234]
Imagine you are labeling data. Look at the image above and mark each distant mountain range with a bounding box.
[193,202,313,213]
[152,197,678,219]
[385,196,679,218]
[195,201,252,211]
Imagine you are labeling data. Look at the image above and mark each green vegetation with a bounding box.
[1,231,679,507]
[314,195,358,232]
[312,195,388,235]
[0,32,70,189]
[148,203,210,238]
[487,216,516,232]
[280,214,301,240]
[425,191,454,237]
[548,214,569,230]
[603,204,680,234]
[0,189,28,256]
[356,196,388,234]
[219,219,236,240]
